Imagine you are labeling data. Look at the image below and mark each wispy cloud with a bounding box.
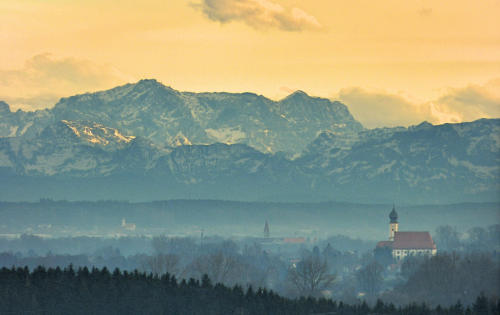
[432,79,500,123]
[192,0,322,32]
[337,79,500,128]
[0,54,132,111]
[418,7,432,17]
[337,88,430,128]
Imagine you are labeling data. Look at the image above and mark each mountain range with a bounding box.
[0,79,361,154]
[1,80,498,203]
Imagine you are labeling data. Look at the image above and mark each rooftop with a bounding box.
[393,231,436,250]
[376,232,436,250]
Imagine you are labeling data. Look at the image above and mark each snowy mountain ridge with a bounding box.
[0,79,362,154]
[0,80,498,203]
[0,117,498,203]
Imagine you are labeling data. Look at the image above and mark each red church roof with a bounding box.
[392,231,436,249]
[376,232,436,250]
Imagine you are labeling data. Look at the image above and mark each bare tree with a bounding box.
[186,251,241,285]
[355,261,383,297]
[287,254,336,297]
[435,225,461,252]
[143,254,180,276]
[466,227,489,252]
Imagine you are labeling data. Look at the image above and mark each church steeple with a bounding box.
[264,220,270,238]
[389,204,398,223]
[389,205,399,241]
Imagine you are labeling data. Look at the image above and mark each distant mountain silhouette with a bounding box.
[0,80,498,203]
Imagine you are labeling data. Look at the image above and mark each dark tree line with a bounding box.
[1,266,499,315]
[2,241,498,307]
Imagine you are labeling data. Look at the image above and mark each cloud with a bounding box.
[337,79,500,128]
[0,53,132,111]
[192,0,322,32]
[418,7,432,17]
[432,79,500,123]
[337,88,431,128]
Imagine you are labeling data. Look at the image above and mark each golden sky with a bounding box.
[1,0,499,127]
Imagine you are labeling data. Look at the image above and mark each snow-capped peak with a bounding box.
[61,120,135,146]
[170,132,192,147]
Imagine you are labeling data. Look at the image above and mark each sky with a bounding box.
[1,0,499,128]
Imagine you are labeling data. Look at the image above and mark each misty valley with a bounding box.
[1,200,499,313]
[0,200,498,241]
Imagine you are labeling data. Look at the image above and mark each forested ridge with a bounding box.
[1,266,498,315]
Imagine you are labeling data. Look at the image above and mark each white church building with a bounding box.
[376,206,437,261]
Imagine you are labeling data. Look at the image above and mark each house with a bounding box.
[121,218,136,231]
[376,206,437,261]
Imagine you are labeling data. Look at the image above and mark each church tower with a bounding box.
[264,220,270,238]
[389,205,398,241]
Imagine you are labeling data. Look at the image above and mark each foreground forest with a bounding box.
[1,266,498,315]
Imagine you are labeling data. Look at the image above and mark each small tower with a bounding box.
[389,205,398,241]
[264,220,270,238]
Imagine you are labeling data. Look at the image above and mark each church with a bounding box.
[376,206,437,261]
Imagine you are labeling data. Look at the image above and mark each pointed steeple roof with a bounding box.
[389,204,398,223]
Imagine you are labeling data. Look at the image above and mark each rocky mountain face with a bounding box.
[0,79,361,154]
[0,117,498,203]
[0,119,297,201]
[0,101,52,138]
[0,80,498,203]
[296,119,500,203]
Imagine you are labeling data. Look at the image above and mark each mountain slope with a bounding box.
[0,120,297,200]
[297,119,500,203]
[0,101,53,138]
[0,81,498,203]
[0,118,498,203]
[0,79,362,154]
